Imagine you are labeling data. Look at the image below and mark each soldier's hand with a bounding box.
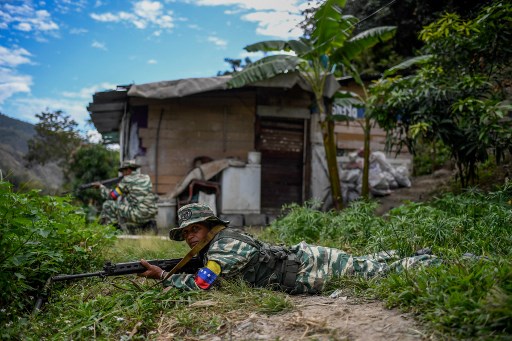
[138,259,164,280]
[91,182,101,189]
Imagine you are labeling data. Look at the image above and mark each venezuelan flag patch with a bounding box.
[194,261,221,289]
[110,187,122,199]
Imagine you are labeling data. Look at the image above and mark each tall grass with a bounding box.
[2,181,511,339]
[263,200,384,253]
[264,182,512,339]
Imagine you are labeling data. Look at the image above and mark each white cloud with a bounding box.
[192,0,300,12]
[61,82,116,100]
[5,82,117,128]
[0,46,33,104]
[242,10,303,38]
[207,36,227,48]
[91,40,107,50]
[238,50,264,60]
[70,28,88,34]
[134,1,161,22]
[147,59,157,64]
[86,129,103,143]
[14,22,32,31]
[91,0,175,30]
[0,67,32,103]
[0,46,32,67]
[5,97,90,126]
[0,3,59,38]
[55,0,88,14]
[189,0,312,39]
[90,12,123,22]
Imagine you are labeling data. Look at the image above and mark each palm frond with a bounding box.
[337,26,397,62]
[311,0,356,53]
[227,55,305,88]
[383,55,433,77]
[334,90,364,103]
[245,39,310,55]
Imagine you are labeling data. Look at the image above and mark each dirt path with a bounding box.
[216,296,428,341]
[374,169,453,216]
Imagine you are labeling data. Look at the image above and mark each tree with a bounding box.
[229,0,395,209]
[370,2,512,187]
[25,110,83,167]
[217,57,253,76]
[66,143,119,205]
[344,0,494,59]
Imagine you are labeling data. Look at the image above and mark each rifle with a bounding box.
[33,257,203,313]
[78,176,123,191]
[61,176,123,195]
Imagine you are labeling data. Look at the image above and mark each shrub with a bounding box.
[264,200,384,253]
[0,180,117,322]
[268,183,512,339]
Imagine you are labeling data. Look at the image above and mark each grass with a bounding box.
[3,181,512,340]
[28,278,293,340]
[261,182,512,340]
[9,236,293,340]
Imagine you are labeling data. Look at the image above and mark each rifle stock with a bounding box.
[34,257,203,313]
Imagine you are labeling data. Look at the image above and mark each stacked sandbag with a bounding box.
[340,151,411,203]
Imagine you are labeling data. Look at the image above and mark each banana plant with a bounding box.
[229,0,396,209]
[334,55,432,199]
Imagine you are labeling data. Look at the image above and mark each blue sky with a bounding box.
[0,0,311,136]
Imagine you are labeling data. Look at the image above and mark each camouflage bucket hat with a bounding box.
[118,159,141,171]
[169,203,229,241]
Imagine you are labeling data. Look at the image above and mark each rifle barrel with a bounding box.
[34,257,203,313]
[51,271,107,282]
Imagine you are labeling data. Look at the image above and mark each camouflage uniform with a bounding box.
[100,167,158,226]
[163,204,440,294]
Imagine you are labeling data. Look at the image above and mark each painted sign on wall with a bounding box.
[333,104,365,119]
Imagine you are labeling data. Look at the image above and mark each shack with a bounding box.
[88,73,340,227]
[88,73,412,228]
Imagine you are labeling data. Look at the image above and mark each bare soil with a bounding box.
[219,296,428,341]
[374,169,453,216]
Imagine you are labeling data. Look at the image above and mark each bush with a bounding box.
[263,200,384,253]
[266,182,512,339]
[0,180,117,322]
[412,138,451,176]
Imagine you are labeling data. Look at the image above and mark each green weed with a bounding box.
[3,180,512,340]
[264,182,512,339]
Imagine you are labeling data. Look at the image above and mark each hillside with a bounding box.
[0,113,63,192]
[0,113,36,153]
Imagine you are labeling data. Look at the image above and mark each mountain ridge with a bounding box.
[0,113,63,192]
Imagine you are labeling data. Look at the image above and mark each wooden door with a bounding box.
[256,117,305,213]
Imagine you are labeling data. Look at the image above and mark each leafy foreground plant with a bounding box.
[0,180,117,332]
[373,258,512,339]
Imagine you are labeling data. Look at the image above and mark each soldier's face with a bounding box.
[182,223,210,249]
[121,168,133,176]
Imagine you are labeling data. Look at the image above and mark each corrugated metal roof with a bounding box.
[87,88,128,139]
[88,73,340,141]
